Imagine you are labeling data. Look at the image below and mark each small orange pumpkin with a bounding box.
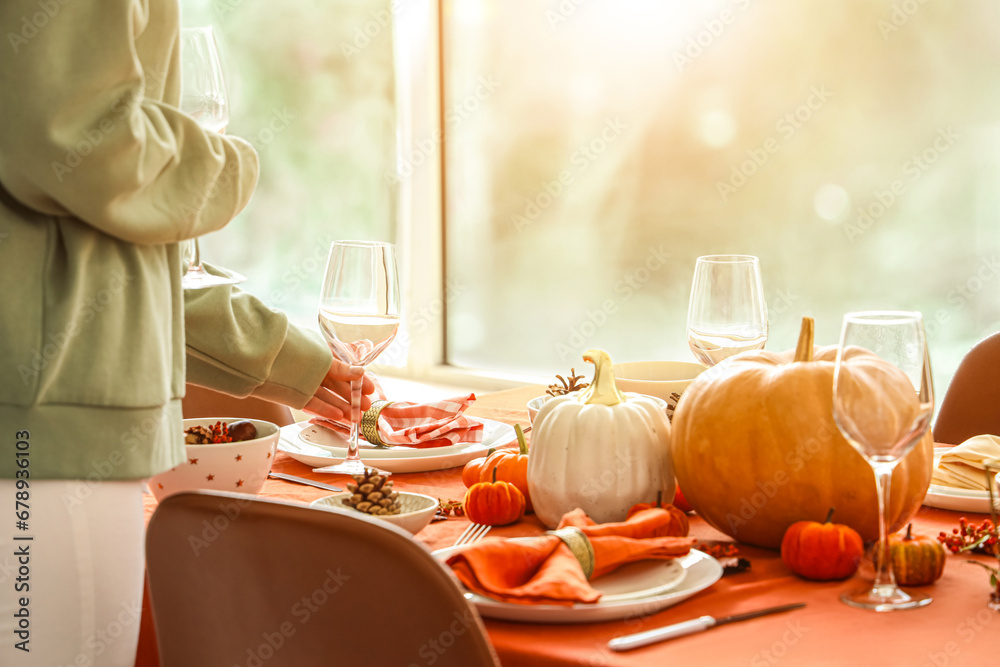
[888,523,946,586]
[626,491,691,537]
[463,468,526,526]
[462,448,495,488]
[781,508,864,581]
[477,424,532,512]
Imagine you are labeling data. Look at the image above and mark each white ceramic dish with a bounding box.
[278,418,514,474]
[310,491,438,535]
[299,423,470,459]
[148,418,279,502]
[923,447,999,514]
[612,361,706,411]
[434,547,721,624]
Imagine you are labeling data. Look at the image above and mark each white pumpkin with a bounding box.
[527,349,675,528]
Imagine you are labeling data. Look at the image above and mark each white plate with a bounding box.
[434,547,721,624]
[299,422,470,458]
[923,447,999,514]
[278,418,514,474]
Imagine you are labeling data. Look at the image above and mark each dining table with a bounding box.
[135,384,1000,667]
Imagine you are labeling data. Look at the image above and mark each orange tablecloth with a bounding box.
[137,385,1000,667]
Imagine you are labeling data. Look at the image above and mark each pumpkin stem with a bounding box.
[793,317,815,363]
[823,507,835,524]
[656,489,663,509]
[905,523,913,541]
[579,349,627,406]
[514,423,529,455]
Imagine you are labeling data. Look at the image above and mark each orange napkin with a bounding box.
[446,508,695,606]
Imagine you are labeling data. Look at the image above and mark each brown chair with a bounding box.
[934,332,1000,445]
[146,491,500,667]
[182,383,295,427]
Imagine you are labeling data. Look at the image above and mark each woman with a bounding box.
[0,1,370,663]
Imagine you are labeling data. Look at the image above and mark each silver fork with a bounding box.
[453,522,491,547]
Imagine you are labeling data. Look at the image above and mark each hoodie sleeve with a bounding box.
[0,0,258,244]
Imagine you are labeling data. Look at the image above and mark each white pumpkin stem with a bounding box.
[793,317,815,363]
[579,349,627,406]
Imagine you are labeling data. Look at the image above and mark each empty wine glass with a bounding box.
[686,255,768,366]
[179,25,245,288]
[833,311,934,611]
[313,241,401,476]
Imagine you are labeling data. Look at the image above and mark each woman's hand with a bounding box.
[302,359,375,422]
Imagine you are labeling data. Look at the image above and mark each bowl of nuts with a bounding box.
[309,468,438,534]
[147,418,280,502]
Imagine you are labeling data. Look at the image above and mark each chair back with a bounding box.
[146,491,500,667]
[935,332,1000,445]
[182,383,295,427]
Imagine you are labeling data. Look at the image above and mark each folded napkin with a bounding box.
[931,434,1000,490]
[310,378,483,449]
[446,508,695,606]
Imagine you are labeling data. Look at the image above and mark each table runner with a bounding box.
[137,384,1000,667]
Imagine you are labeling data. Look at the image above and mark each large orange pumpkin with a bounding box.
[671,317,934,549]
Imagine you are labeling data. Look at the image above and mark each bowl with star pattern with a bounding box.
[148,418,280,502]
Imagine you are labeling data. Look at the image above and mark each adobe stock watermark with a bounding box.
[923,254,1000,340]
[511,117,628,232]
[405,608,478,667]
[386,75,501,185]
[724,420,839,537]
[555,245,669,360]
[17,270,135,385]
[717,85,833,202]
[6,0,72,54]
[177,106,296,224]
[545,0,590,30]
[921,608,995,667]
[238,568,350,667]
[878,0,929,40]
[750,619,810,666]
[672,0,754,72]
[379,278,467,366]
[842,126,959,243]
[50,66,168,181]
[59,407,172,509]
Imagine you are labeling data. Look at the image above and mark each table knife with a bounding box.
[268,472,342,492]
[608,602,806,652]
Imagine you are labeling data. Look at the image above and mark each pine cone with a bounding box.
[342,468,401,516]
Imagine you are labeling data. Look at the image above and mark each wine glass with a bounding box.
[179,25,245,288]
[833,311,934,611]
[686,255,768,366]
[313,241,401,476]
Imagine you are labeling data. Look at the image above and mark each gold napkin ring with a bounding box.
[360,400,393,448]
[545,527,595,579]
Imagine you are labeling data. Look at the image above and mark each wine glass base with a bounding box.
[182,266,246,289]
[312,459,391,477]
[840,584,932,611]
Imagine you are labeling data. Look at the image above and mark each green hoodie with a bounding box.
[0,0,331,479]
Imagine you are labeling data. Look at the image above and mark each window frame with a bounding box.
[383,0,546,391]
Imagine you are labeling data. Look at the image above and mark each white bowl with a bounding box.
[310,491,439,535]
[527,395,550,425]
[528,392,669,426]
[611,361,706,412]
[148,418,279,502]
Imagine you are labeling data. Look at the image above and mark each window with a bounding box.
[180,0,398,334]
[440,0,1000,399]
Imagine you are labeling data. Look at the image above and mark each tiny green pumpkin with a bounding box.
[889,523,946,586]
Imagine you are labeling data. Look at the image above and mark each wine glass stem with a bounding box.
[872,463,897,591]
[345,377,363,462]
